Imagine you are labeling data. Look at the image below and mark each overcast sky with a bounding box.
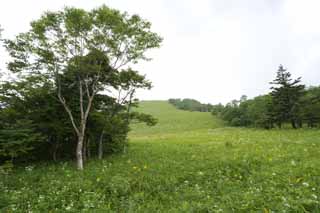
[1,0,320,104]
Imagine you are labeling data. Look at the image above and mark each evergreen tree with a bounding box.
[270,65,305,128]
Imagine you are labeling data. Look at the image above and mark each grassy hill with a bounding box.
[2,101,320,212]
[130,101,223,136]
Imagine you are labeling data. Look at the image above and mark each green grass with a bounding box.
[1,101,320,212]
[130,101,223,136]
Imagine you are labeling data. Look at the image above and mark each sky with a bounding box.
[1,0,320,104]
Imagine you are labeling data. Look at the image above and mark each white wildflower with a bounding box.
[25,166,34,172]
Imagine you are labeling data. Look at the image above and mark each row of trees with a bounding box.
[212,65,320,128]
[0,6,162,169]
[168,98,213,112]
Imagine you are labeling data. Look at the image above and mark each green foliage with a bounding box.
[217,95,273,128]
[246,95,273,128]
[1,101,319,212]
[211,103,224,116]
[169,98,213,112]
[270,65,305,128]
[302,86,320,127]
[216,65,320,129]
[130,112,158,126]
[0,77,74,163]
[0,120,44,161]
[1,5,161,166]
[4,5,162,75]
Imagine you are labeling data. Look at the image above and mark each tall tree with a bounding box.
[302,86,320,127]
[4,6,162,169]
[270,65,305,128]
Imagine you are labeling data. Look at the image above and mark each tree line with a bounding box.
[168,98,213,112]
[0,6,162,169]
[212,65,320,128]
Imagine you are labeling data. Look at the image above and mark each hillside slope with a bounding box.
[130,101,223,136]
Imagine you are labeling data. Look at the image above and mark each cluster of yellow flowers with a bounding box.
[132,165,148,171]
[127,159,148,171]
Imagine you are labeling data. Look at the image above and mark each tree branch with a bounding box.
[55,65,80,135]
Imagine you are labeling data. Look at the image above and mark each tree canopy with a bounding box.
[1,5,162,169]
[213,65,320,129]
[168,98,213,112]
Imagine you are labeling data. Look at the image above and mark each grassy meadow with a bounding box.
[1,101,320,212]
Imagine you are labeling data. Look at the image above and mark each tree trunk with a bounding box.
[98,131,104,160]
[291,119,297,129]
[270,122,274,129]
[50,136,58,162]
[83,137,87,163]
[76,133,84,170]
[87,138,91,159]
[53,147,58,162]
[57,78,95,170]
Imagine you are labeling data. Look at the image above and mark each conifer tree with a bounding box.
[270,65,305,128]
